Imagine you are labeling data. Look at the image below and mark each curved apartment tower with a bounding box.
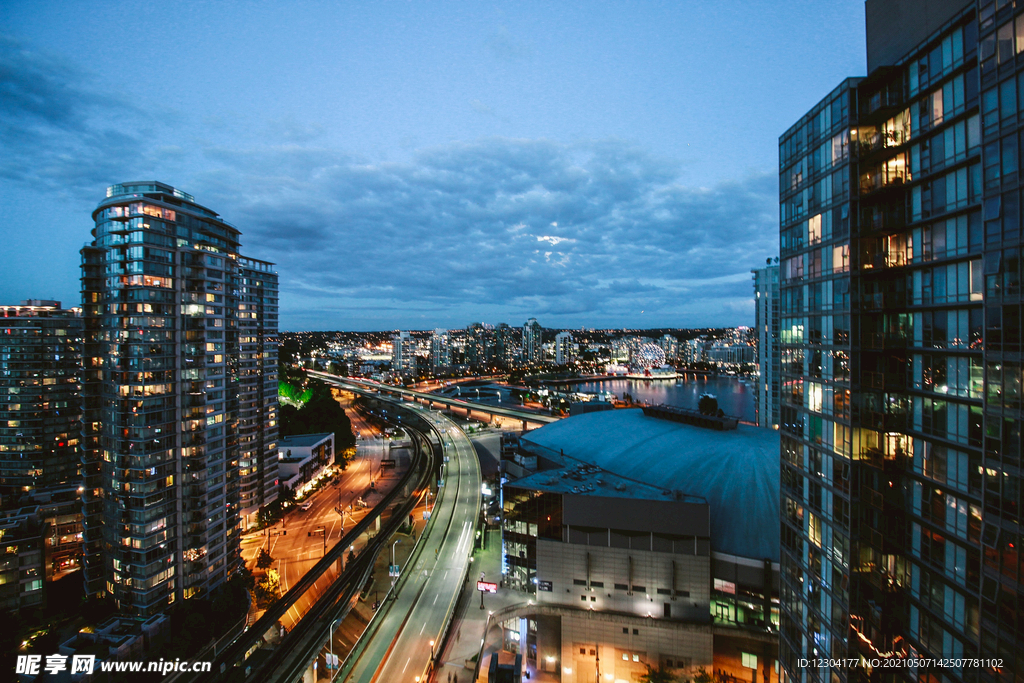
[81,182,278,616]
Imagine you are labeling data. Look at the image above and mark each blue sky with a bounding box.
[0,1,866,330]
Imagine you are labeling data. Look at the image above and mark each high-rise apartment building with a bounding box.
[81,181,278,615]
[237,258,279,528]
[752,264,781,429]
[430,328,450,369]
[780,2,1021,681]
[0,301,82,503]
[495,323,521,368]
[658,333,679,362]
[554,331,573,365]
[392,331,412,372]
[522,318,543,364]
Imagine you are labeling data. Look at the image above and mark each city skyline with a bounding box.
[1,1,865,330]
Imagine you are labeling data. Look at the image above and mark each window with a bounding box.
[742,653,759,669]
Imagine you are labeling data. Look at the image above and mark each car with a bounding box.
[300,500,313,511]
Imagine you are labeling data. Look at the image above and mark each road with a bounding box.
[240,394,399,630]
[342,406,482,683]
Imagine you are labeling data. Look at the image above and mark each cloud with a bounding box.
[200,137,778,328]
[0,36,778,330]
[0,35,170,194]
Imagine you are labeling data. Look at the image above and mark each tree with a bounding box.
[256,547,274,569]
[698,393,719,416]
[279,379,357,455]
[693,668,716,683]
[254,569,281,609]
[639,663,678,683]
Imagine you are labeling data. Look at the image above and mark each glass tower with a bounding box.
[781,3,1021,681]
[0,300,82,501]
[81,182,278,615]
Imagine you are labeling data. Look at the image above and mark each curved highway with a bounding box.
[342,405,482,683]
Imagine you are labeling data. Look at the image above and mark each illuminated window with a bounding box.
[807,214,821,244]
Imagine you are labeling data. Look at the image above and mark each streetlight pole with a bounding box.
[328,617,340,680]
[390,539,400,591]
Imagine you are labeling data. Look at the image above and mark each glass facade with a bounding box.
[81,181,278,616]
[0,302,82,499]
[782,4,1022,681]
[754,264,782,428]
[237,258,280,525]
[502,486,563,592]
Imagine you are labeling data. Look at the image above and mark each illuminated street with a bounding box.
[340,406,482,683]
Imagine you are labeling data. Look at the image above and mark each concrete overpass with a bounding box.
[308,371,558,430]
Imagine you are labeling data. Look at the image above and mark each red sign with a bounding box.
[477,581,498,593]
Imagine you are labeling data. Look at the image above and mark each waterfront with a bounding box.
[573,376,756,423]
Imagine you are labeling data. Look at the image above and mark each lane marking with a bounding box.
[403,657,410,673]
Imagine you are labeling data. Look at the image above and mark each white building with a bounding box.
[554,331,574,365]
[430,328,450,369]
[392,331,412,371]
[658,334,679,361]
[522,318,543,364]
[278,433,335,497]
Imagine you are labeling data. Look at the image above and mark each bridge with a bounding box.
[308,372,558,429]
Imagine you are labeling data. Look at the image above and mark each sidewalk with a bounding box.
[433,526,523,683]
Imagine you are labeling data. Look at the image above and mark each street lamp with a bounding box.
[390,539,400,588]
[328,617,340,680]
[429,639,435,661]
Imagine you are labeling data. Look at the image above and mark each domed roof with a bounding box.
[520,408,780,562]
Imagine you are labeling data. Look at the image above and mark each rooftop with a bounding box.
[519,408,780,562]
[278,432,333,448]
[509,460,704,503]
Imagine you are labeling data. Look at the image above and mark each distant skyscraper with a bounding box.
[0,300,82,502]
[554,331,574,365]
[81,181,278,615]
[392,331,412,372]
[522,318,542,364]
[752,263,780,428]
[430,328,450,369]
[779,2,1024,680]
[658,333,679,362]
[495,323,521,367]
[681,337,705,365]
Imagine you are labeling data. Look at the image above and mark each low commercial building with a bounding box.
[277,433,335,497]
[501,407,780,682]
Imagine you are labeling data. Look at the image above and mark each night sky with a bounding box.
[1,1,865,330]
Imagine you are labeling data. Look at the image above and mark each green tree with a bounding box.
[639,663,678,683]
[254,569,281,609]
[256,547,274,569]
[279,380,357,455]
